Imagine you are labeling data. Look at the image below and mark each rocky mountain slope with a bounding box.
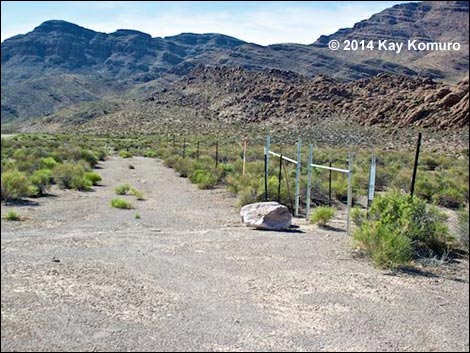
[314,1,469,82]
[134,66,470,130]
[1,1,468,124]
[26,66,467,141]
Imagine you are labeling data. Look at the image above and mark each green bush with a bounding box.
[4,210,21,221]
[432,187,464,209]
[71,176,93,191]
[351,206,366,227]
[190,169,218,189]
[52,163,86,190]
[174,158,194,178]
[130,187,145,200]
[353,191,452,268]
[457,209,469,251]
[1,170,32,201]
[163,155,180,169]
[115,184,131,195]
[30,169,53,195]
[118,150,133,159]
[310,206,335,227]
[354,221,412,269]
[144,149,157,158]
[40,157,58,170]
[80,149,99,168]
[111,198,134,209]
[84,172,102,186]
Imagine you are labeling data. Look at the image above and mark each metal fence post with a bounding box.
[215,140,219,168]
[196,141,200,163]
[306,144,313,219]
[242,136,247,176]
[264,136,270,201]
[347,153,353,235]
[410,132,422,200]
[294,138,302,217]
[277,148,283,203]
[328,161,332,207]
[182,138,186,159]
[367,155,377,211]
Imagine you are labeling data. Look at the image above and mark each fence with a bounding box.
[264,136,354,234]
[121,132,429,235]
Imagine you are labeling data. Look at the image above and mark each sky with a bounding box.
[1,1,406,45]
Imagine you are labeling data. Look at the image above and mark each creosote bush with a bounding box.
[310,206,335,227]
[52,163,92,191]
[1,170,33,201]
[84,172,102,186]
[115,184,131,195]
[457,208,469,251]
[30,169,53,195]
[130,187,145,200]
[353,191,452,269]
[110,198,134,209]
[118,150,133,159]
[4,210,21,221]
[190,169,218,189]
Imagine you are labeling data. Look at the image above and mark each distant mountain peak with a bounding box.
[34,20,97,36]
[111,29,152,38]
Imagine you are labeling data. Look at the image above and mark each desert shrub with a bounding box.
[118,150,133,159]
[174,158,194,178]
[52,162,91,191]
[421,155,441,171]
[332,177,348,202]
[457,209,469,251]
[351,206,366,227]
[310,206,335,227]
[415,175,438,203]
[71,176,93,191]
[354,221,412,269]
[226,173,264,206]
[1,170,32,201]
[144,149,157,158]
[115,184,131,195]
[84,172,102,186]
[390,169,412,191]
[4,210,21,221]
[30,169,53,195]
[164,155,180,169]
[110,198,134,209]
[215,163,235,180]
[135,213,141,219]
[94,148,107,161]
[80,149,99,168]
[128,164,135,169]
[432,187,464,209]
[190,169,218,189]
[353,191,452,268]
[40,157,58,170]
[130,187,145,200]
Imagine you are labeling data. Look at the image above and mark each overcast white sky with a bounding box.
[1,1,406,45]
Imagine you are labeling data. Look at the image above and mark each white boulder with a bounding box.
[240,201,292,230]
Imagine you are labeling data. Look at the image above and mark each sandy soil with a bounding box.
[1,156,469,352]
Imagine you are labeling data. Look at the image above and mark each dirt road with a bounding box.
[2,157,469,351]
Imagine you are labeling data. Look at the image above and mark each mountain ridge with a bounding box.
[1,1,469,127]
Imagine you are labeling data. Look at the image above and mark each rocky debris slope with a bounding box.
[145,66,469,129]
[2,1,468,122]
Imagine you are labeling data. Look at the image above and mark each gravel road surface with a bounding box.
[2,157,469,351]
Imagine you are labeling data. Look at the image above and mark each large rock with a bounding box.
[240,202,292,230]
